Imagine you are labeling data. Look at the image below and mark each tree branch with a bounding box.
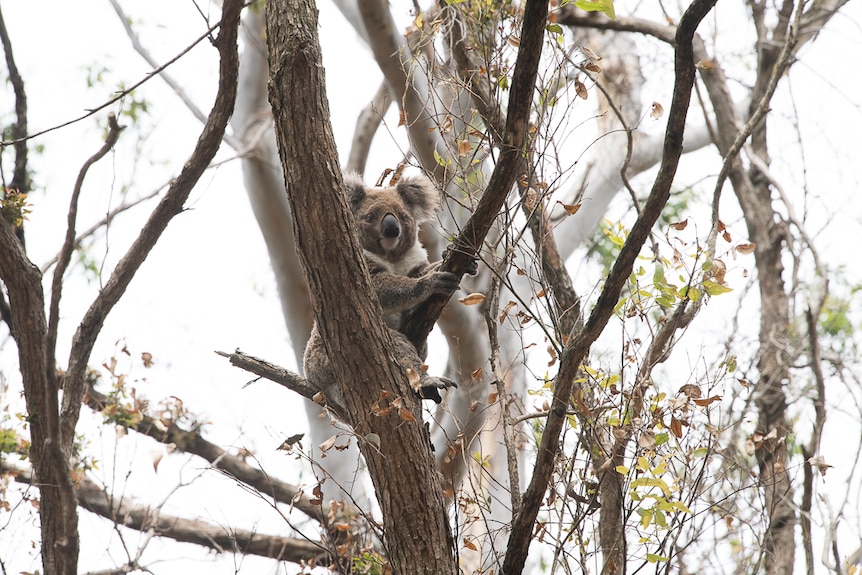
[47,114,124,380]
[83,382,325,524]
[60,0,243,456]
[501,1,717,573]
[402,0,551,350]
[3,463,325,564]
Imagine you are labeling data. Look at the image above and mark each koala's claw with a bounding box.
[443,245,480,276]
[418,376,458,403]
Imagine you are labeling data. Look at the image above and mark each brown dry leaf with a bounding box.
[670,417,683,438]
[399,407,417,422]
[650,102,664,120]
[669,219,688,231]
[560,202,581,215]
[319,434,338,453]
[471,367,483,381]
[310,483,323,506]
[488,392,498,404]
[458,140,472,158]
[638,430,656,450]
[575,78,588,100]
[711,259,727,284]
[536,289,546,298]
[141,352,154,368]
[398,109,408,127]
[508,34,521,47]
[584,61,602,73]
[581,46,601,60]
[313,391,326,405]
[499,300,518,323]
[463,538,478,551]
[678,383,702,398]
[459,292,486,306]
[405,368,422,391]
[807,455,833,477]
[693,395,722,407]
[735,242,756,255]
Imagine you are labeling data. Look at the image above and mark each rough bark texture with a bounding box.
[264,1,455,573]
[0,222,78,574]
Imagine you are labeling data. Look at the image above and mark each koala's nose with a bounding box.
[381,214,400,238]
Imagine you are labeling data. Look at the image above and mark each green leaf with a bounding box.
[630,477,672,498]
[546,23,564,34]
[646,553,669,563]
[574,0,616,19]
[615,465,630,475]
[702,280,733,296]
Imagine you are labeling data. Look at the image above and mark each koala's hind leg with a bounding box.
[389,330,456,403]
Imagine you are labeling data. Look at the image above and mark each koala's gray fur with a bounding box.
[303,173,461,410]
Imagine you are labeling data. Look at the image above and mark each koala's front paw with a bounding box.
[443,245,479,276]
[429,271,462,295]
[418,376,458,403]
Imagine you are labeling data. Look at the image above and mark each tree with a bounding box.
[1,0,860,574]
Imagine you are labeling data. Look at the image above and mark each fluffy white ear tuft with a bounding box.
[343,172,367,206]
[396,176,441,222]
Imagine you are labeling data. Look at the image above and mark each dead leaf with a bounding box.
[458,140,472,158]
[693,395,722,407]
[471,367,483,381]
[668,219,688,231]
[463,538,478,551]
[584,61,602,73]
[670,417,683,438]
[488,392,498,403]
[678,384,702,398]
[735,242,756,255]
[405,368,422,391]
[319,434,338,453]
[459,293,486,305]
[398,109,408,127]
[650,102,664,120]
[575,78,588,100]
[141,352,153,368]
[711,259,727,284]
[638,430,656,449]
[807,455,833,477]
[560,202,581,215]
[499,300,518,323]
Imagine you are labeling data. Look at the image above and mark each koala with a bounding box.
[303,172,469,408]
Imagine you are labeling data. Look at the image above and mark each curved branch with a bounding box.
[402,0,550,349]
[60,0,243,455]
[83,383,325,524]
[47,114,124,379]
[3,463,325,564]
[501,2,717,573]
[0,2,29,197]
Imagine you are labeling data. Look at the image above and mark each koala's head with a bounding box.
[344,172,440,262]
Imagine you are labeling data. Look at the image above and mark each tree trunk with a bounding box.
[264,1,455,573]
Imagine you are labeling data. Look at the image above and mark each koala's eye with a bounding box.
[362,213,376,224]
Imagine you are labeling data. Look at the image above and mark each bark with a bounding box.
[265,1,455,573]
[0,221,78,574]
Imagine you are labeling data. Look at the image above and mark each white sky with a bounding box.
[1,0,862,573]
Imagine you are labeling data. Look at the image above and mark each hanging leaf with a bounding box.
[735,242,756,255]
[574,0,616,19]
[459,292,486,305]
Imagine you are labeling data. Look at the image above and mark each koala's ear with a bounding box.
[343,172,366,208]
[396,176,441,222]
